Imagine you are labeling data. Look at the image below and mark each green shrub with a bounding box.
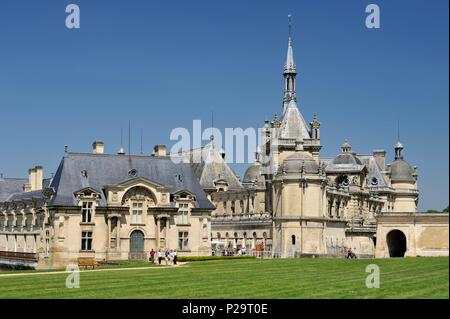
[177,256,256,262]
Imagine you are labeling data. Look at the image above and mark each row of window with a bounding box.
[80,231,190,252]
[81,202,190,225]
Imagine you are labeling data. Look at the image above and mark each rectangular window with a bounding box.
[177,203,189,225]
[82,202,93,223]
[178,232,189,251]
[81,231,93,251]
[132,202,143,224]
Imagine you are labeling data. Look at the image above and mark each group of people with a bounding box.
[217,247,247,257]
[148,249,178,265]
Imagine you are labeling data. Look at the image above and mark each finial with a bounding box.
[255,147,261,163]
[210,110,215,142]
[128,120,131,156]
[140,128,144,155]
[273,113,280,128]
[288,14,292,39]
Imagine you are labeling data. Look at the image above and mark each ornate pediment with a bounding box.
[104,177,170,193]
[173,189,196,201]
[74,187,102,199]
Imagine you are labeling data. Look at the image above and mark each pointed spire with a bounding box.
[283,14,297,111]
[284,14,296,73]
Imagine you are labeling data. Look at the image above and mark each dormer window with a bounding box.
[82,202,93,223]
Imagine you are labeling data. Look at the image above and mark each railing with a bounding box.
[0,251,39,262]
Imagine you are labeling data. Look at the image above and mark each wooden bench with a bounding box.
[77,257,99,270]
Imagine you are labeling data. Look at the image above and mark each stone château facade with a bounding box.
[0,27,447,269]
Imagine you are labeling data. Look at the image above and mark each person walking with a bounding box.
[352,247,357,259]
[169,250,175,266]
[157,249,162,265]
[165,250,170,265]
[149,249,155,263]
[173,250,178,265]
[346,247,353,259]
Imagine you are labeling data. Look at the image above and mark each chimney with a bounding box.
[154,144,167,157]
[27,166,43,191]
[28,167,36,191]
[35,166,43,191]
[373,149,386,170]
[93,141,105,154]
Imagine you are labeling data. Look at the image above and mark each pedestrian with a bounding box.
[169,250,175,266]
[149,249,155,263]
[173,250,178,265]
[157,249,162,265]
[347,247,353,259]
[165,250,170,265]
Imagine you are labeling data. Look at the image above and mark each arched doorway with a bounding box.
[129,230,145,259]
[386,230,407,257]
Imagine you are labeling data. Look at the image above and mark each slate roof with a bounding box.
[323,154,389,188]
[47,152,215,209]
[177,143,243,191]
[279,99,311,140]
[7,190,46,206]
[389,159,415,183]
[0,178,27,202]
[358,155,389,187]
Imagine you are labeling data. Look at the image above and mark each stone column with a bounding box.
[117,216,121,251]
[156,216,160,251]
[107,217,111,249]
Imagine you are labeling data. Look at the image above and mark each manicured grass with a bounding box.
[0,260,157,274]
[0,257,447,299]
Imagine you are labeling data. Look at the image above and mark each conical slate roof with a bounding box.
[180,143,243,191]
[280,99,311,140]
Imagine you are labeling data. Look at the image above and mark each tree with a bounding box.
[443,206,449,213]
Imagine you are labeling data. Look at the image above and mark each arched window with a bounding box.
[292,235,296,245]
[122,186,157,225]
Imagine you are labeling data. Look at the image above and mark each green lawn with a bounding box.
[0,257,448,299]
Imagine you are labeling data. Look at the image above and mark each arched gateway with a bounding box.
[129,230,145,259]
[386,230,407,257]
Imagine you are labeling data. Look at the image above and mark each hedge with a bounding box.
[176,256,256,262]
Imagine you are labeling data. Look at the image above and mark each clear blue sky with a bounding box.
[0,0,448,211]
